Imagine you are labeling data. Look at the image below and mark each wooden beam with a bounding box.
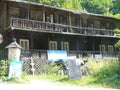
[43,8,45,22]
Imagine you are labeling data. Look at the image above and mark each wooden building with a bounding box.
[0,0,120,57]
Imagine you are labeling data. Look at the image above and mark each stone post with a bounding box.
[5,38,22,60]
[5,38,23,79]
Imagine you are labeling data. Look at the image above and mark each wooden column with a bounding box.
[69,12,71,26]
[30,32,33,49]
[43,8,45,22]
[69,13,72,32]
[28,6,30,19]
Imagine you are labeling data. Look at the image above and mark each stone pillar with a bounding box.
[6,38,23,79]
[5,38,22,61]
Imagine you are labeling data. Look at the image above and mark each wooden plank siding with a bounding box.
[4,1,119,38]
[0,0,120,53]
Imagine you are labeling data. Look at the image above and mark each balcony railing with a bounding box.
[10,18,114,36]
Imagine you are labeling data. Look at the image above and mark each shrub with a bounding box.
[0,60,9,81]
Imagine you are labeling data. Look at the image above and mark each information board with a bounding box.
[68,59,82,80]
[8,61,23,79]
[47,50,67,61]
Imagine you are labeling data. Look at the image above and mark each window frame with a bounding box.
[19,39,29,50]
[61,41,69,51]
[49,41,57,50]
[108,45,113,52]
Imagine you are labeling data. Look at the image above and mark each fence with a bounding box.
[0,50,119,76]
[21,50,48,75]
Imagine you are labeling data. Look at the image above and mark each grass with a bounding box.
[32,59,120,89]
[5,58,120,89]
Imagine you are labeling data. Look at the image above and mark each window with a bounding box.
[20,8,28,19]
[87,20,94,34]
[45,14,53,23]
[99,45,106,52]
[61,42,69,51]
[9,7,19,18]
[30,10,42,21]
[20,39,29,50]
[109,23,115,30]
[59,15,67,25]
[100,21,106,29]
[75,17,82,27]
[49,41,57,50]
[108,45,113,52]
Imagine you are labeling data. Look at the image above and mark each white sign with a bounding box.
[8,61,23,79]
[68,59,82,80]
[0,34,3,44]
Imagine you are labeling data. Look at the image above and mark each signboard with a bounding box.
[68,58,82,80]
[47,50,67,61]
[8,61,23,79]
[0,34,3,44]
[95,54,102,59]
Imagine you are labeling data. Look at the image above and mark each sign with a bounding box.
[95,54,102,59]
[8,61,23,79]
[68,58,82,80]
[0,34,3,44]
[47,50,67,61]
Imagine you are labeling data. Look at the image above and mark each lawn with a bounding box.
[25,59,120,89]
[2,58,120,89]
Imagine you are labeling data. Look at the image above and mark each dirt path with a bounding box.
[0,80,119,90]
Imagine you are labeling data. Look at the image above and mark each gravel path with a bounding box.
[0,80,119,90]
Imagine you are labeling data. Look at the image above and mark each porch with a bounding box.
[0,50,119,75]
[10,18,115,37]
[0,50,118,60]
[20,50,119,59]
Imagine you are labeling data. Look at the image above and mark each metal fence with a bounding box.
[21,50,48,75]
[20,50,119,75]
[0,49,119,76]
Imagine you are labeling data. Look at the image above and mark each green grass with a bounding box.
[32,59,120,89]
[6,58,120,89]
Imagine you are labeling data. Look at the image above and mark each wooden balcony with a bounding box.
[10,18,114,37]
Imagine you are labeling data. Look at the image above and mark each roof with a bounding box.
[4,0,120,21]
[5,38,22,49]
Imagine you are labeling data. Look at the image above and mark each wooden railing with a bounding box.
[10,18,114,36]
[21,50,119,59]
[0,49,118,60]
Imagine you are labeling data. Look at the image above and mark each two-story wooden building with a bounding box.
[0,0,120,58]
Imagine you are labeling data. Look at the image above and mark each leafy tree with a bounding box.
[81,0,112,14]
[110,0,120,14]
[25,0,82,11]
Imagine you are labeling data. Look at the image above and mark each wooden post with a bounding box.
[69,12,72,32]
[43,8,45,22]
[30,57,35,75]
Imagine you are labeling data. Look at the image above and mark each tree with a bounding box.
[25,0,82,11]
[110,0,120,14]
[81,0,113,14]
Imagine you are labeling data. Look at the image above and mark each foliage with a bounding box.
[24,0,119,15]
[25,0,82,11]
[81,0,112,14]
[110,0,120,14]
[37,59,120,88]
[0,60,9,81]
[114,28,120,49]
[115,40,120,49]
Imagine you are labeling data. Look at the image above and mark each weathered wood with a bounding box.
[10,18,115,37]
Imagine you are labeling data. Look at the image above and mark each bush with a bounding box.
[0,60,9,81]
[87,59,120,88]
